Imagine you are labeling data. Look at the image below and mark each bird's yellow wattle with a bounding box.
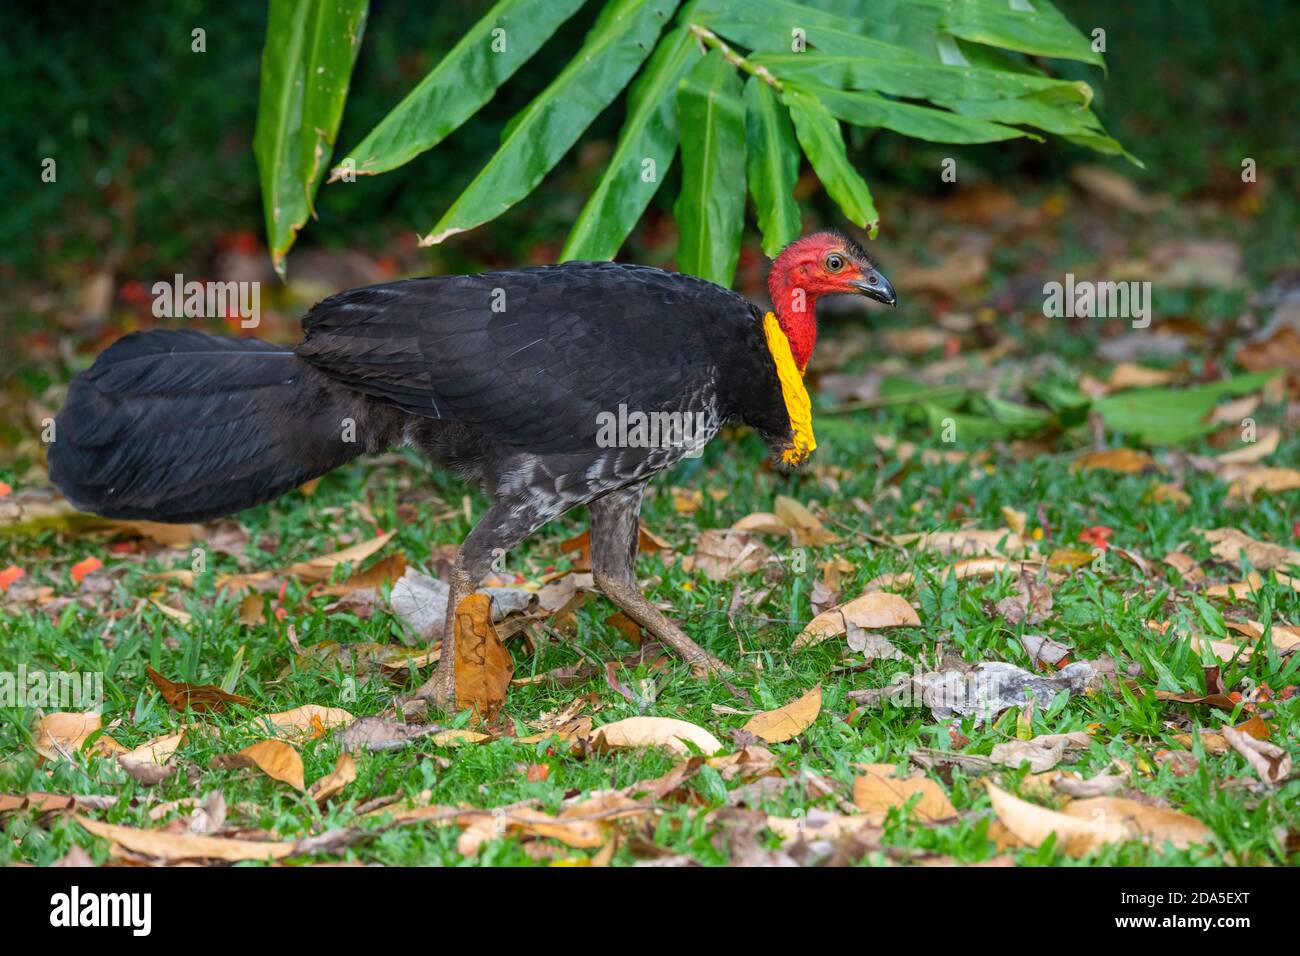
[761,311,816,465]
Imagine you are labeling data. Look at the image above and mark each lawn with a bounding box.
[2,176,1298,867]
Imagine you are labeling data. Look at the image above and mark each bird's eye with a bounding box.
[824,253,844,272]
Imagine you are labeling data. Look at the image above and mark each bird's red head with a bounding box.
[767,230,896,372]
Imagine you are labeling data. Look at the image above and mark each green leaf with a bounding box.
[694,0,921,60]
[696,0,868,39]
[800,84,1033,144]
[940,85,1135,161]
[783,86,877,236]
[673,49,746,287]
[253,0,369,277]
[1026,379,1090,428]
[335,0,586,180]
[940,89,1098,135]
[561,25,701,262]
[1093,371,1278,446]
[922,404,1016,442]
[939,0,1104,69]
[852,0,1097,67]
[693,0,1127,159]
[421,0,678,246]
[755,52,1093,104]
[974,395,1052,435]
[743,77,801,258]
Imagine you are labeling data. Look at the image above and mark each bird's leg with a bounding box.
[589,483,727,677]
[413,503,538,711]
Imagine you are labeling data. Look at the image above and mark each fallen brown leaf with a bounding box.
[1069,164,1158,213]
[112,519,205,547]
[891,528,1026,557]
[705,746,778,782]
[454,593,513,720]
[853,765,957,822]
[76,816,294,863]
[1227,467,1300,500]
[742,685,821,743]
[896,248,988,298]
[989,732,1089,772]
[33,712,104,761]
[996,571,1053,626]
[118,730,185,785]
[1205,571,1300,600]
[283,529,396,582]
[1071,448,1159,474]
[146,666,249,714]
[255,704,355,740]
[766,809,880,844]
[213,739,305,790]
[309,752,358,804]
[1149,483,1192,507]
[1216,426,1280,465]
[773,495,839,546]
[1021,634,1071,667]
[985,782,1212,857]
[561,523,667,571]
[1104,362,1175,391]
[795,591,920,648]
[1001,507,1028,535]
[1199,527,1300,570]
[592,717,722,756]
[1048,548,1099,571]
[1236,325,1300,381]
[683,529,773,581]
[318,552,408,596]
[865,556,1037,591]
[237,592,264,625]
[1220,725,1291,784]
[1162,550,1204,582]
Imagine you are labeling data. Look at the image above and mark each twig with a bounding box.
[687,24,783,90]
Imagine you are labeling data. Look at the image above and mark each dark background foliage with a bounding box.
[4,0,1297,285]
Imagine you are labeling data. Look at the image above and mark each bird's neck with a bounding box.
[767,268,818,373]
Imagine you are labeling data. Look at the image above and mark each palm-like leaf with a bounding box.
[561,26,701,262]
[420,0,678,247]
[743,77,802,258]
[674,49,746,286]
[255,0,1133,279]
[253,0,368,277]
[332,0,587,181]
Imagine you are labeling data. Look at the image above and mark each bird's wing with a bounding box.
[295,262,754,454]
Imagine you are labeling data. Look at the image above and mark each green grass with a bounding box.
[3,133,1299,864]
[2,369,1296,865]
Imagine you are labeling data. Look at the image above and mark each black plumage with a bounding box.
[294,262,793,454]
[48,243,890,709]
[49,330,404,523]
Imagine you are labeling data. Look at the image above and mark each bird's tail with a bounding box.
[49,329,384,523]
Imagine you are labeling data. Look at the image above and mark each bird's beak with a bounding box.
[850,269,896,307]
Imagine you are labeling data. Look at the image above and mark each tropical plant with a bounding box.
[254,0,1130,283]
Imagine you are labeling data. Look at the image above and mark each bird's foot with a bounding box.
[413,662,456,712]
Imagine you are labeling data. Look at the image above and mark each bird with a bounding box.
[48,230,896,707]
